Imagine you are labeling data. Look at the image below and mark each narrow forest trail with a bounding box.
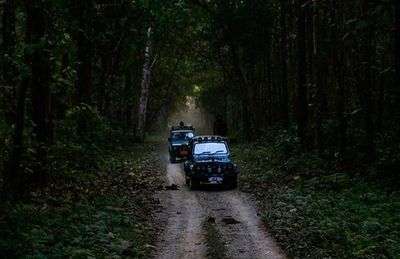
[152,153,285,259]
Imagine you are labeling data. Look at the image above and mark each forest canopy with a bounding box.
[1,0,400,200]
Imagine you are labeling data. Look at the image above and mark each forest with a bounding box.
[1,0,400,258]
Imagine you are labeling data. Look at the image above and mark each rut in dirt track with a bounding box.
[152,155,285,259]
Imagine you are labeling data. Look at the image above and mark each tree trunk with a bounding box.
[135,27,154,142]
[1,0,17,125]
[313,3,323,154]
[2,77,30,201]
[376,55,386,132]
[76,0,92,105]
[75,0,93,133]
[266,43,273,127]
[332,2,347,164]
[361,0,375,163]
[27,0,52,186]
[231,44,252,141]
[395,2,400,134]
[297,0,308,141]
[98,55,108,115]
[280,0,289,128]
[124,72,133,132]
[288,5,297,124]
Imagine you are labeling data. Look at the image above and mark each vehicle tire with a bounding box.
[189,177,199,190]
[228,177,238,190]
[169,154,176,163]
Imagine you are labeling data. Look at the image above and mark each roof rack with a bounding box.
[171,125,195,131]
[192,135,228,143]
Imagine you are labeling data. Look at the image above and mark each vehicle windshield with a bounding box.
[171,131,194,141]
[193,142,228,155]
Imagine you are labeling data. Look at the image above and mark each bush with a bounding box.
[49,104,133,175]
[62,104,110,145]
[373,133,400,181]
[232,129,400,258]
[0,145,163,258]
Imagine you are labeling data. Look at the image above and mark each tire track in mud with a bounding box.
[152,155,285,259]
[195,191,285,259]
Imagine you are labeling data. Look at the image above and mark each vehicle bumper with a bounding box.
[171,149,189,158]
[190,173,237,185]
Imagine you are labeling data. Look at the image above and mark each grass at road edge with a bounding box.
[232,142,400,258]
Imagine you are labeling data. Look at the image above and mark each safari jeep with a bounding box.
[184,136,238,190]
[168,126,195,163]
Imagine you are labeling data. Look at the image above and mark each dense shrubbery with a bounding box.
[49,105,125,173]
[1,105,130,193]
[0,144,163,258]
[234,130,400,258]
[373,134,400,181]
[1,103,163,257]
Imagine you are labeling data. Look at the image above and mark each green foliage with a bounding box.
[373,134,400,181]
[64,104,109,144]
[195,73,227,116]
[233,131,400,258]
[261,128,302,157]
[0,145,163,258]
[0,116,11,163]
[48,105,119,173]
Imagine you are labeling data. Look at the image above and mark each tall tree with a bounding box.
[361,0,375,162]
[331,1,346,163]
[75,0,93,132]
[297,0,308,141]
[313,2,324,154]
[2,0,32,200]
[135,27,155,142]
[230,43,252,140]
[280,0,289,128]
[27,0,53,186]
[1,0,17,124]
[76,0,92,105]
[395,1,400,134]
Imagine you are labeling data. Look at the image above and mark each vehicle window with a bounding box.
[193,142,227,155]
[171,131,193,141]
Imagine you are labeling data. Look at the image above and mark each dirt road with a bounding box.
[152,155,285,259]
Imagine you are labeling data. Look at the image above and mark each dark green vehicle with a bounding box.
[184,136,238,190]
[168,126,195,163]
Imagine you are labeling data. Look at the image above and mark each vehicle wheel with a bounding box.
[189,177,199,190]
[169,154,176,163]
[228,178,238,190]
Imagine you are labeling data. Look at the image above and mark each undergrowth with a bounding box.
[233,131,400,258]
[0,144,163,258]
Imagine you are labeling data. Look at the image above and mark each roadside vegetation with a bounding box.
[233,130,400,258]
[0,135,163,258]
[2,0,400,257]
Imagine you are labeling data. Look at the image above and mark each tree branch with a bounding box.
[190,0,213,14]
